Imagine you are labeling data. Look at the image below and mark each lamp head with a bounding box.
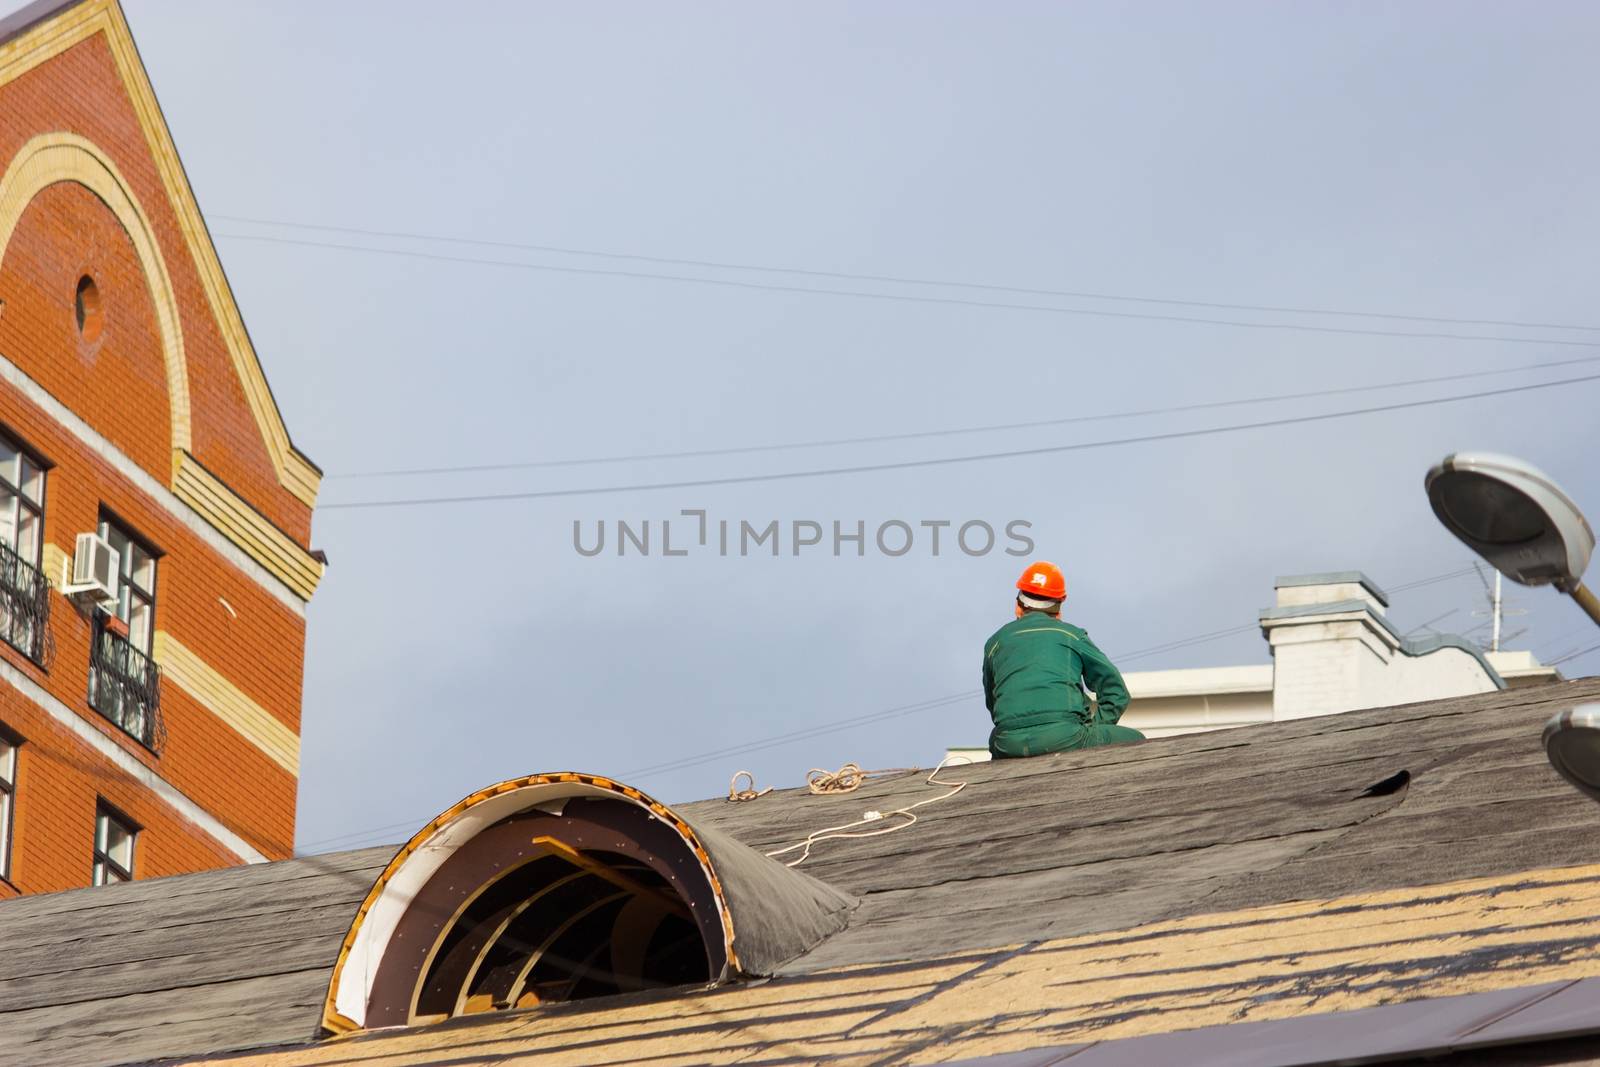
[1545,705,1600,803]
[1425,452,1593,591]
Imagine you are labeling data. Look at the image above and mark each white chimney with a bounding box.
[1260,571,1502,720]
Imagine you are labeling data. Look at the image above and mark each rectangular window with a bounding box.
[92,803,136,886]
[0,436,45,566]
[0,730,16,882]
[98,517,156,655]
[0,434,48,664]
[88,516,162,747]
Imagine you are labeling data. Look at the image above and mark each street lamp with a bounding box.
[1426,453,1600,803]
[1545,704,1600,804]
[1424,452,1599,624]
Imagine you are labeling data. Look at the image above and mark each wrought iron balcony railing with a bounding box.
[88,611,163,750]
[0,539,50,665]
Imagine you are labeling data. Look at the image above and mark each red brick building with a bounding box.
[0,0,324,895]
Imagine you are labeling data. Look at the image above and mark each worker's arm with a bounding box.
[1076,633,1130,724]
[982,644,996,713]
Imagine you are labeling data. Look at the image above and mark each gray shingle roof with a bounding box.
[0,844,394,1066]
[5,677,1600,1066]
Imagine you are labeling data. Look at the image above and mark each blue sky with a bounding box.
[53,1,1600,850]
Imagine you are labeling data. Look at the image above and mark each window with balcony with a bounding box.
[0,730,16,882]
[88,517,161,749]
[0,436,49,664]
[101,518,155,654]
[92,802,135,885]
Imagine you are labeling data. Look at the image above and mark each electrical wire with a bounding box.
[1552,641,1600,667]
[1538,623,1595,663]
[617,693,979,782]
[330,355,1600,480]
[212,230,1600,351]
[210,213,1600,334]
[316,372,1600,512]
[1113,624,1259,663]
[1389,567,1481,593]
[1403,608,1463,639]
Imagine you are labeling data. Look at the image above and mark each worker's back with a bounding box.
[983,613,1097,729]
[982,609,1141,758]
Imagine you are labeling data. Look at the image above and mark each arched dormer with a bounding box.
[321,772,855,1033]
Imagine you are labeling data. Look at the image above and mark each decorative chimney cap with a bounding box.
[1274,571,1390,608]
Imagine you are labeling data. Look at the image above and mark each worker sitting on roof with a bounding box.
[983,561,1145,758]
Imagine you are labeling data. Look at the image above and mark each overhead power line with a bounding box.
[1388,567,1480,593]
[1552,641,1600,667]
[331,355,1600,480]
[212,213,1600,335]
[317,372,1600,512]
[1538,623,1596,663]
[212,230,1600,351]
[296,569,1480,854]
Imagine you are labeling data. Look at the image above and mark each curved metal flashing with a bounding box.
[1259,599,1506,689]
[1399,633,1506,688]
[320,772,854,1035]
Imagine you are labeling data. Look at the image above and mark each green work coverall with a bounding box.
[982,613,1144,758]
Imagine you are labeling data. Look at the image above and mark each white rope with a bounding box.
[726,770,773,802]
[764,755,972,868]
[806,762,869,794]
[730,762,914,802]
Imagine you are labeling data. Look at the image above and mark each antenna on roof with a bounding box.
[1471,562,1528,652]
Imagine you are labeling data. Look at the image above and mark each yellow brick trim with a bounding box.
[152,630,299,776]
[171,451,324,600]
[40,542,67,589]
[0,0,101,84]
[0,132,192,454]
[0,0,322,508]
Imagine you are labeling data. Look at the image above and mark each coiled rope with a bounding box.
[805,762,867,794]
[729,762,915,802]
[727,770,772,802]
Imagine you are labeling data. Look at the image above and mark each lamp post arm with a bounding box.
[1569,582,1600,628]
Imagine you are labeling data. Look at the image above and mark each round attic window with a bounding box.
[75,275,103,343]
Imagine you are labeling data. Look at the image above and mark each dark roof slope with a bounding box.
[0,845,394,1067]
[680,675,1600,972]
[5,677,1600,1066]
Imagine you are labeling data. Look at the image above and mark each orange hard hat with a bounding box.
[1016,561,1066,601]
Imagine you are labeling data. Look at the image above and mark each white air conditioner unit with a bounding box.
[62,532,119,605]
